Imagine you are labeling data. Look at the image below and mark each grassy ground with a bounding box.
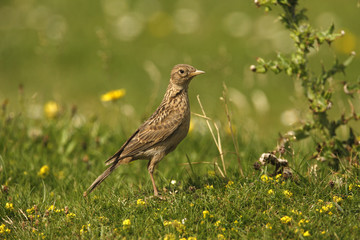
[1,1,360,239]
[1,96,360,239]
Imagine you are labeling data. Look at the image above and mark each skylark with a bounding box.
[84,64,205,197]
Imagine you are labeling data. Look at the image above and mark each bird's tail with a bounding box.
[83,163,119,197]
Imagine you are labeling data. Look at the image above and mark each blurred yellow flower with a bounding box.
[188,237,197,240]
[266,222,272,229]
[164,233,176,240]
[332,196,342,203]
[137,199,146,205]
[5,202,14,210]
[203,210,210,219]
[44,101,59,118]
[123,219,131,227]
[214,220,221,227]
[303,231,311,237]
[101,89,126,102]
[205,184,214,189]
[0,224,11,234]
[261,174,269,183]
[280,216,292,224]
[37,165,50,178]
[217,234,225,240]
[66,212,76,219]
[267,189,274,195]
[226,180,234,188]
[283,190,293,198]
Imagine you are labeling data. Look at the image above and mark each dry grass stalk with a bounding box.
[195,95,227,178]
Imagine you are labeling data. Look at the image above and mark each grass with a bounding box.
[1,94,360,240]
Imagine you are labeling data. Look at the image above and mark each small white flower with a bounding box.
[182,218,187,224]
[171,180,177,185]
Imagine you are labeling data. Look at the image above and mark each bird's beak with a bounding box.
[190,69,205,77]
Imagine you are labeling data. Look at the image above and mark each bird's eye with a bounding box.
[179,69,185,74]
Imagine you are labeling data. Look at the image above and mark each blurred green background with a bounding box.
[1,0,359,139]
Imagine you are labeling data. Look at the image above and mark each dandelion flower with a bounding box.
[122,219,131,228]
[203,210,210,219]
[101,89,126,102]
[37,165,50,178]
[137,199,146,205]
[0,224,11,234]
[44,101,59,118]
[214,220,221,227]
[5,203,14,210]
[164,233,176,240]
[217,234,225,240]
[266,222,272,229]
[332,196,342,203]
[283,190,293,198]
[261,174,269,182]
[280,216,292,224]
[226,180,234,188]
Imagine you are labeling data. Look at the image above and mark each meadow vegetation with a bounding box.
[1,0,360,239]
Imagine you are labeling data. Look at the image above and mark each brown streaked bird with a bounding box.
[84,64,205,197]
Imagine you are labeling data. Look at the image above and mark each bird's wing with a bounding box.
[105,105,187,164]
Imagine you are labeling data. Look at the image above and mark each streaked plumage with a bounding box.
[84,64,205,197]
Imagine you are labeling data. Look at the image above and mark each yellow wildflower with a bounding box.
[101,89,126,102]
[321,230,326,234]
[280,216,292,224]
[205,184,214,189]
[123,219,131,227]
[0,224,11,234]
[137,199,146,205]
[275,173,282,179]
[332,196,342,203]
[37,165,50,178]
[190,203,194,207]
[328,211,333,216]
[208,170,216,176]
[349,184,353,191]
[48,205,55,211]
[226,180,234,188]
[164,233,176,240]
[44,101,59,118]
[266,223,272,229]
[188,237,197,240]
[261,174,269,183]
[318,199,323,203]
[291,209,302,215]
[268,189,274,195]
[303,231,311,237]
[214,220,221,227]
[217,234,225,240]
[5,202,14,210]
[66,212,76,219]
[203,210,210,219]
[283,190,293,198]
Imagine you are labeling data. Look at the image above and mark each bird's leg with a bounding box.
[149,169,159,196]
[147,161,159,196]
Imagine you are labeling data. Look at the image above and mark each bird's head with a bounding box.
[170,64,205,88]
